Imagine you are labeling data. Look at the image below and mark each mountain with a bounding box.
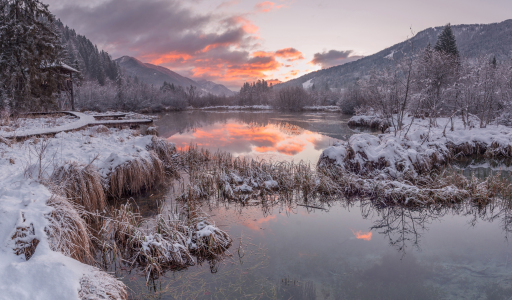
[195,80,235,97]
[115,56,235,96]
[277,19,512,90]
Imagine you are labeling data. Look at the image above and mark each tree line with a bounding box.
[348,24,512,132]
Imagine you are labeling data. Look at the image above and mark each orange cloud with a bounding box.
[254,1,284,12]
[287,70,299,76]
[351,229,372,241]
[231,16,259,34]
[276,140,306,156]
[188,51,282,87]
[275,48,304,61]
[243,215,276,230]
[266,79,282,86]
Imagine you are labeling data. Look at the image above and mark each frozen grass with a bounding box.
[79,269,128,300]
[45,195,94,264]
[171,144,512,208]
[51,162,107,214]
[96,202,230,282]
[107,150,165,198]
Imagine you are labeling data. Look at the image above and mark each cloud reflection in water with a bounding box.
[167,120,335,162]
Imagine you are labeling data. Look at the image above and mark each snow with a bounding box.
[321,115,512,180]
[0,126,157,299]
[0,114,78,134]
[0,111,153,139]
[234,183,253,193]
[303,106,341,112]
[302,79,314,89]
[384,50,395,60]
[198,105,272,110]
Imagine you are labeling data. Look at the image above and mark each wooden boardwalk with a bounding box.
[1,111,153,139]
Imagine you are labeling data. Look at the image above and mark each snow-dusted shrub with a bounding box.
[11,223,39,261]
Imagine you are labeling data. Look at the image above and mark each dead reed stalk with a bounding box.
[108,151,165,198]
[45,195,94,264]
[51,162,107,213]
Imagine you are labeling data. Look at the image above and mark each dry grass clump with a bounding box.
[146,126,159,136]
[79,269,128,300]
[90,125,110,134]
[108,151,165,198]
[174,145,344,206]
[45,195,94,264]
[96,202,231,282]
[51,162,107,213]
[146,136,179,177]
[186,212,232,258]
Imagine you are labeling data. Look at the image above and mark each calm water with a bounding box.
[156,111,373,163]
[120,111,512,299]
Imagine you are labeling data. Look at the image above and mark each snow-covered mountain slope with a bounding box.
[115,56,234,96]
[277,19,512,90]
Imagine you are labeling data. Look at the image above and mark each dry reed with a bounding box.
[108,151,165,198]
[51,162,107,213]
[45,195,94,264]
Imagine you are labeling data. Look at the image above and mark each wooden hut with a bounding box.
[50,63,80,111]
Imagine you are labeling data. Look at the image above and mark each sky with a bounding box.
[45,0,512,90]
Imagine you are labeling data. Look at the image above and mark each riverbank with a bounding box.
[0,116,230,299]
[318,114,512,205]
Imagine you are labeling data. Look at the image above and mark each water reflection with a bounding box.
[155,111,371,162]
[124,112,512,299]
[121,195,512,300]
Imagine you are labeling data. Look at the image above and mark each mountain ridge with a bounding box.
[276,19,512,90]
[115,56,235,97]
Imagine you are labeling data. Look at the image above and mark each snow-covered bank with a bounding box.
[197,105,272,111]
[347,115,389,132]
[318,115,512,205]
[0,127,144,299]
[302,105,341,112]
[195,105,343,112]
[0,124,231,299]
[0,111,153,139]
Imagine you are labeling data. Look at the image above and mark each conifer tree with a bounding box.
[0,0,64,111]
[434,23,459,58]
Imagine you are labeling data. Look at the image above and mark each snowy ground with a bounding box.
[0,112,153,139]
[197,105,342,112]
[0,114,78,134]
[0,126,155,299]
[322,115,512,180]
[198,105,272,110]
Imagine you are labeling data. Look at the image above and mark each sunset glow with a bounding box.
[166,120,333,162]
[351,229,373,241]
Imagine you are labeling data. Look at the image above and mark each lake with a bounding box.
[120,111,512,299]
